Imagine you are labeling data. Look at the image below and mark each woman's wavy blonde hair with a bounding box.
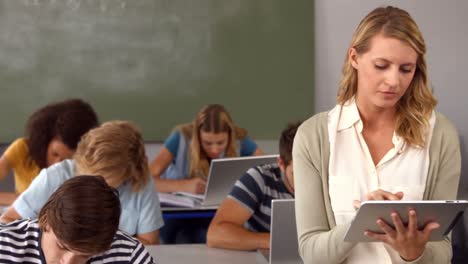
[74,121,150,192]
[338,6,437,147]
[178,104,247,179]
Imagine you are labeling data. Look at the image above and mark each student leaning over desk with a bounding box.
[0,98,98,205]
[206,122,300,250]
[150,104,263,195]
[293,6,461,264]
[0,121,164,245]
[0,175,155,263]
[150,104,263,244]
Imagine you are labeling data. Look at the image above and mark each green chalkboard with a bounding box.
[0,0,314,141]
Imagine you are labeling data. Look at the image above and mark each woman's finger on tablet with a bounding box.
[391,212,405,235]
[377,218,396,237]
[422,221,440,241]
[366,189,404,201]
[394,191,404,199]
[364,230,388,243]
[352,200,361,209]
[407,209,418,234]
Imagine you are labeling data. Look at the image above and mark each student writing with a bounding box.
[0,98,98,205]
[0,121,164,245]
[150,104,263,195]
[0,175,155,263]
[150,104,263,244]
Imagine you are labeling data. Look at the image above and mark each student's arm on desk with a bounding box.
[136,230,160,245]
[252,148,264,156]
[0,206,21,223]
[150,147,205,194]
[207,198,269,250]
[0,192,17,206]
[0,156,12,181]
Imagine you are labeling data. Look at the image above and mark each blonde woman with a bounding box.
[150,104,263,195]
[0,121,164,245]
[150,104,262,244]
[294,6,460,264]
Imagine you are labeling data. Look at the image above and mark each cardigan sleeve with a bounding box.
[293,113,356,264]
[414,113,461,264]
[410,113,461,264]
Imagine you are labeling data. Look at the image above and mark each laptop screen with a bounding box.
[202,155,278,206]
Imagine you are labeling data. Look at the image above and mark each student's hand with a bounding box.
[364,209,440,261]
[184,177,206,194]
[353,189,404,209]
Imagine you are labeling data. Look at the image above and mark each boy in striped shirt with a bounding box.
[0,175,155,263]
[207,122,301,250]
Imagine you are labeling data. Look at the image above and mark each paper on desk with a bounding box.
[158,193,201,208]
[173,192,205,201]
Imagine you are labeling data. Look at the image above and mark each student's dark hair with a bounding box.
[279,121,302,166]
[25,98,99,168]
[38,175,121,255]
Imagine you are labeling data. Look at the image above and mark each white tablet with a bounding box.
[344,200,468,243]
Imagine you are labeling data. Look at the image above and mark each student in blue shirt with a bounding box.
[149,104,263,244]
[0,121,164,245]
[150,104,263,195]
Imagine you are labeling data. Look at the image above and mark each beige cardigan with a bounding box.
[293,111,461,264]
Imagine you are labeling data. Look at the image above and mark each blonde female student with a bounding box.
[0,121,164,245]
[0,98,98,205]
[293,6,460,264]
[150,104,263,195]
[150,104,262,244]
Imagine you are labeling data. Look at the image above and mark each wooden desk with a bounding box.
[146,244,268,264]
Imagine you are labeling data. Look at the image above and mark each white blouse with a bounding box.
[328,99,436,264]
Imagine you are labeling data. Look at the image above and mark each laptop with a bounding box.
[269,199,303,264]
[201,154,278,206]
[167,154,279,208]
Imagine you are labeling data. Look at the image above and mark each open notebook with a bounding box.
[158,192,204,208]
[159,155,278,208]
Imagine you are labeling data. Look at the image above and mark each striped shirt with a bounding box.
[228,163,294,232]
[0,219,156,264]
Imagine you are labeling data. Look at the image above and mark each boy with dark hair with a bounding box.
[0,175,155,263]
[207,122,301,250]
